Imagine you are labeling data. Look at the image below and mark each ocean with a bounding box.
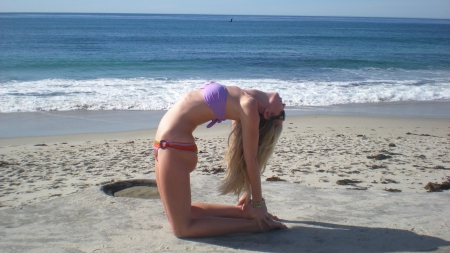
[1,13,449,113]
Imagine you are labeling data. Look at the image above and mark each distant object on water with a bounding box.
[230,18,233,22]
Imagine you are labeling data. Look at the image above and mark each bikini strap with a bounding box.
[206,119,223,128]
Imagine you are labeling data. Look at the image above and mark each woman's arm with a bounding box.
[239,99,263,202]
[239,99,276,230]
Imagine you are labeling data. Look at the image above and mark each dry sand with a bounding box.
[1,115,449,252]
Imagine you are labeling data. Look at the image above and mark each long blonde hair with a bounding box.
[220,118,283,200]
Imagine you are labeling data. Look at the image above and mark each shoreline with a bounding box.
[1,100,449,139]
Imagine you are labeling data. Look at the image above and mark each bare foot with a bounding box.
[259,218,287,232]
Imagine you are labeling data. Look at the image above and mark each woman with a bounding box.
[154,81,286,238]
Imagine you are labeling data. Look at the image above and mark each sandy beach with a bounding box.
[1,114,450,252]
[2,10,450,252]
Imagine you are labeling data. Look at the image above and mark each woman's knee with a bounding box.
[170,219,193,238]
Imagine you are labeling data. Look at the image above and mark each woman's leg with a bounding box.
[191,202,251,219]
[155,148,262,238]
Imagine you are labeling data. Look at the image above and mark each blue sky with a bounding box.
[1,0,449,19]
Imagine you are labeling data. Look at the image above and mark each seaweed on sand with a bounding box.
[266,175,286,182]
[384,188,402,193]
[336,179,362,185]
[424,180,450,192]
[367,154,392,160]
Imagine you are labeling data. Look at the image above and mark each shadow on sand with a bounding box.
[187,221,450,253]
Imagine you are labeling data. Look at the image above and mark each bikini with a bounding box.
[199,81,227,128]
[153,82,227,160]
[153,140,198,160]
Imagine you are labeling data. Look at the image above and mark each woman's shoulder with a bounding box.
[226,87,256,107]
[240,95,257,109]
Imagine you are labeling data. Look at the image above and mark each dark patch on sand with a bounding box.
[101,179,158,197]
[367,154,392,160]
[266,176,286,182]
[336,179,362,185]
[384,188,402,193]
[424,180,450,192]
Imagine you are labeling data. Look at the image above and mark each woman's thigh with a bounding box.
[155,148,198,229]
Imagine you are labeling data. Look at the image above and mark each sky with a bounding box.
[1,0,449,19]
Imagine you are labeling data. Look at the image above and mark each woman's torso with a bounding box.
[155,85,252,142]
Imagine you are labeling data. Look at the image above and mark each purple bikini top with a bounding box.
[200,82,227,128]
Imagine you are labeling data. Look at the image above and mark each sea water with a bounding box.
[1,13,449,113]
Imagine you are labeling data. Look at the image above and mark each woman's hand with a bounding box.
[236,192,248,207]
[255,205,287,231]
[251,205,286,231]
[238,199,285,231]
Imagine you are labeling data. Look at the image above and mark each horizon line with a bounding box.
[1,12,449,21]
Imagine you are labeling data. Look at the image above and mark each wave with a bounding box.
[1,77,449,113]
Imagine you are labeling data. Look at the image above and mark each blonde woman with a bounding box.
[154,81,286,238]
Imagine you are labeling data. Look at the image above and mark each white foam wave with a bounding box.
[1,78,449,112]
